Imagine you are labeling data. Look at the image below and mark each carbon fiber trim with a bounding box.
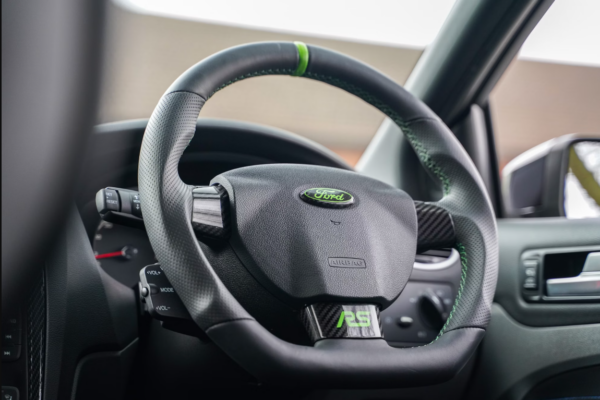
[302,304,382,343]
[415,201,456,252]
[27,271,46,400]
[192,184,231,240]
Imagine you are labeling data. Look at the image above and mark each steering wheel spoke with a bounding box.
[302,304,382,343]
[192,185,231,240]
[415,201,456,253]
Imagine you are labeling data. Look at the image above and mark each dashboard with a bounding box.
[80,118,355,286]
[69,118,600,400]
[81,118,464,346]
[91,203,462,346]
[93,220,156,287]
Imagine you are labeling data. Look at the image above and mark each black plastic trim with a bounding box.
[408,0,554,126]
[44,209,138,400]
[70,338,138,400]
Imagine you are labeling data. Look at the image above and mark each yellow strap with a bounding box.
[569,146,600,206]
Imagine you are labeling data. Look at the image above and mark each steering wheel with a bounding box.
[138,42,498,388]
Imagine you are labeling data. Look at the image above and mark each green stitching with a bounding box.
[203,53,451,194]
[303,71,451,195]
[435,243,468,340]
[403,130,451,195]
[207,68,295,99]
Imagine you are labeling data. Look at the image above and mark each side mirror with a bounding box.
[502,135,600,218]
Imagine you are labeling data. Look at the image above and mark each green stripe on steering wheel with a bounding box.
[292,42,309,76]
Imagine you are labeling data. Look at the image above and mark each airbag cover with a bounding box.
[213,164,417,309]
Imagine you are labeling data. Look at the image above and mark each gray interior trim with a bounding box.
[357,120,442,202]
[453,104,499,212]
[2,0,106,313]
[495,218,600,326]
[466,304,600,400]
[355,119,403,187]
[407,0,553,124]
[44,209,138,400]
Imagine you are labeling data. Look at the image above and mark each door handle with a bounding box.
[546,252,600,296]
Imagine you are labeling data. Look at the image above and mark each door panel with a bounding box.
[467,218,600,400]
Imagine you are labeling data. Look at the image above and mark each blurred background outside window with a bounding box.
[99,0,600,168]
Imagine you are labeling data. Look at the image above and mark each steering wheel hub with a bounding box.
[214,163,417,308]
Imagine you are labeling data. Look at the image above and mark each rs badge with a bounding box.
[337,310,371,328]
[302,304,382,342]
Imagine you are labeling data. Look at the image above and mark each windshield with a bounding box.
[99,1,455,165]
[99,0,599,166]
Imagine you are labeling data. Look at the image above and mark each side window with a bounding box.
[490,0,600,217]
[564,142,600,218]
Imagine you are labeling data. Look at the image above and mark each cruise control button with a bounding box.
[131,193,142,217]
[104,189,120,211]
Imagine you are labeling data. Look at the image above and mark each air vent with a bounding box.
[414,249,458,271]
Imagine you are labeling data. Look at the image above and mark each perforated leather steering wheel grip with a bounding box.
[138,42,498,388]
